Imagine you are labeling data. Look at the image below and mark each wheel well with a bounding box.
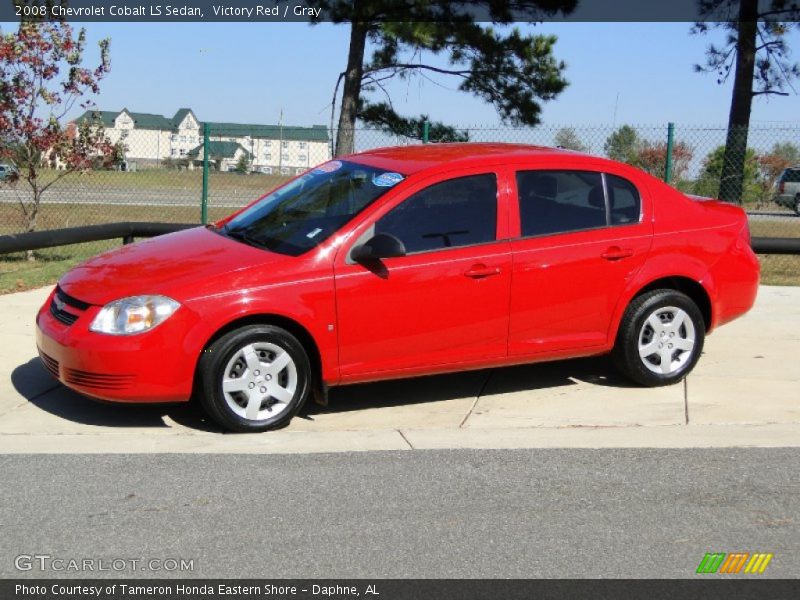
[197,314,323,389]
[633,277,712,331]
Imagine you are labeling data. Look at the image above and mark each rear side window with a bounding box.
[516,170,606,237]
[375,174,497,254]
[606,174,641,225]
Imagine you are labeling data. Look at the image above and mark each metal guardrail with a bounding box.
[0,223,798,255]
[0,222,197,254]
[750,237,800,255]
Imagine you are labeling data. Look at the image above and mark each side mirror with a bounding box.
[351,233,406,262]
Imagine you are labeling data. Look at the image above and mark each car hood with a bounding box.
[58,227,297,305]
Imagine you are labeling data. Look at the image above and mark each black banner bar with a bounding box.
[4,579,800,600]
[4,0,800,23]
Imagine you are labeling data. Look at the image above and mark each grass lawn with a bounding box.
[749,220,800,238]
[0,241,117,294]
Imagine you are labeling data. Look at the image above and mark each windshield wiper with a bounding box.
[224,226,270,249]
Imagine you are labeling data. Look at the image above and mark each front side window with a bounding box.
[375,174,497,254]
[517,170,606,237]
[222,161,405,256]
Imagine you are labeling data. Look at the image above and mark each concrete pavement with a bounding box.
[0,285,798,452]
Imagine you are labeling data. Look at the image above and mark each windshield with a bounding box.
[220,160,405,256]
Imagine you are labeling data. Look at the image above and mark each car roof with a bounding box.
[344,143,584,175]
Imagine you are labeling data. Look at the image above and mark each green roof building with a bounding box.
[72,108,331,173]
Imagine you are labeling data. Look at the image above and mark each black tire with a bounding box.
[794,195,800,216]
[198,325,311,432]
[612,289,705,387]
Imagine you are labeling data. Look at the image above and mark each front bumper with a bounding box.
[35,288,197,403]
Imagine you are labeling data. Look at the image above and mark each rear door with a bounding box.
[508,168,653,356]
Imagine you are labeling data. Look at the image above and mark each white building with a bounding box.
[73,108,331,173]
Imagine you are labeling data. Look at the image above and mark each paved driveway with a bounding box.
[0,285,798,452]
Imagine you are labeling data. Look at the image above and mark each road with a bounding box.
[1,449,798,578]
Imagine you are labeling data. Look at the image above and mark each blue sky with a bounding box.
[14,21,800,128]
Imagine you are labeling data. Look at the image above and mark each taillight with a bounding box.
[779,181,785,193]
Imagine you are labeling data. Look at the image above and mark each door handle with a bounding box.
[464,264,501,278]
[601,246,634,261]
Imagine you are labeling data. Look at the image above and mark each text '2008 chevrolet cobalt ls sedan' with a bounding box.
[37,144,759,432]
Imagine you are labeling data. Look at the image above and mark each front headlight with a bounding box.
[89,295,180,335]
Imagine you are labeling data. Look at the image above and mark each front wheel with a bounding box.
[612,289,705,387]
[198,325,311,432]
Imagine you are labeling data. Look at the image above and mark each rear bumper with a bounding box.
[35,288,197,403]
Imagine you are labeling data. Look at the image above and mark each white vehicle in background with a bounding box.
[0,163,18,182]
[774,166,800,215]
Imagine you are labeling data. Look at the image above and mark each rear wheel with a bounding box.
[198,325,311,432]
[794,195,800,216]
[612,289,705,387]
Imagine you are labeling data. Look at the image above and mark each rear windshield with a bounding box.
[220,160,405,256]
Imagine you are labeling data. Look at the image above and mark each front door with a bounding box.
[334,172,512,380]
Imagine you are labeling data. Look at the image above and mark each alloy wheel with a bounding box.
[221,342,298,421]
[637,306,696,375]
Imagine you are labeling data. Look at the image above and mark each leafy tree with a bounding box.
[694,144,761,203]
[357,102,468,142]
[757,141,800,202]
[553,127,588,152]
[637,140,694,183]
[692,0,800,204]
[604,125,641,164]
[0,20,118,250]
[758,141,800,183]
[235,152,251,173]
[312,1,577,155]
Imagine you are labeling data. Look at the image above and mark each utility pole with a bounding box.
[278,108,284,173]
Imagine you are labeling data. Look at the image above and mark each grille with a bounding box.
[55,286,91,310]
[49,285,91,326]
[63,368,135,390]
[49,301,78,325]
[39,351,60,379]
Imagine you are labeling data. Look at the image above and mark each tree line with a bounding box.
[555,124,800,206]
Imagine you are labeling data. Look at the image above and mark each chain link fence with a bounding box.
[1,121,799,291]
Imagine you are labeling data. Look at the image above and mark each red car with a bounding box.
[36,144,759,432]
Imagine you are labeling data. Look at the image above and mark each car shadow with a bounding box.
[305,354,635,418]
[10,358,220,432]
[10,354,633,432]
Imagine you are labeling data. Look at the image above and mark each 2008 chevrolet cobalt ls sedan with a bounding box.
[36,144,759,432]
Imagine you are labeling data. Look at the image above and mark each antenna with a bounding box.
[612,93,619,128]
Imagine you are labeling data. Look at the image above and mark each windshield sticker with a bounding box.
[373,172,404,187]
[306,227,323,239]
[312,160,343,175]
